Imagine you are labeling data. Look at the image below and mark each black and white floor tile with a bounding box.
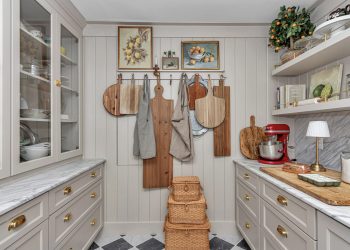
[89,232,251,250]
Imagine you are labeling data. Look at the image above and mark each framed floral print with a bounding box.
[118,26,153,69]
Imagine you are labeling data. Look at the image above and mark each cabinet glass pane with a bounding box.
[60,25,79,153]
[19,0,51,162]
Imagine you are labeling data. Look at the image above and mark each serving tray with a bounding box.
[298,173,341,187]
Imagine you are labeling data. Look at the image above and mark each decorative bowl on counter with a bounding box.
[20,109,50,119]
[259,141,283,160]
[20,142,50,161]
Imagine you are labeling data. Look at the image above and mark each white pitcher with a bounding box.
[341,152,350,184]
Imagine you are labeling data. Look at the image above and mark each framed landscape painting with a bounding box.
[181,41,220,70]
[118,26,153,69]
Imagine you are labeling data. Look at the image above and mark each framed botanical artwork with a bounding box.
[181,41,220,70]
[309,64,343,100]
[118,26,153,69]
[162,57,179,70]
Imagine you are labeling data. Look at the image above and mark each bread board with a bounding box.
[261,167,350,205]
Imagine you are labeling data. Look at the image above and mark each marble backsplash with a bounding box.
[295,111,350,171]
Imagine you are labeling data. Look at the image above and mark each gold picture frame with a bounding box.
[181,41,220,70]
[118,26,153,69]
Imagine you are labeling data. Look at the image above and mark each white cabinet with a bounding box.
[8,0,83,177]
[318,211,350,250]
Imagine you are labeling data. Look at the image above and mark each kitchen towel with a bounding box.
[170,73,194,161]
[133,75,156,159]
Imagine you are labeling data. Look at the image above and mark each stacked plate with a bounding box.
[20,142,50,161]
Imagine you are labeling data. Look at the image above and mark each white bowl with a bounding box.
[21,143,50,161]
[189,52,204,60]
[20,109,50,119]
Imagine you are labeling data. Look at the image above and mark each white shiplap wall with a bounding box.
[83,24,287,233]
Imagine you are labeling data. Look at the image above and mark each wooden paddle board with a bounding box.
[195,77,225,128]
[213,78,231,156]
[103,74,124,116]
[188,74,207,110]
[143,79,174,188]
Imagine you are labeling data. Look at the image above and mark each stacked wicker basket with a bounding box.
[164,176,210,250]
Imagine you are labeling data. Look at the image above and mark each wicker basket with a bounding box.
[168,193,207,224]
[164,216,210,250]
[171,176,201,202]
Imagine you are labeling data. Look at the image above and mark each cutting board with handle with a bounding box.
[143,78,174,188]
[213,77,231,156]
[120,75,141,115]
[188,74,207,110]
[103,74,124,116]
[239,115,266,160]
[195,76,225,128]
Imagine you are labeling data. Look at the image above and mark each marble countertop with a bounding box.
[233,158,350,228]
[0,159,105,216]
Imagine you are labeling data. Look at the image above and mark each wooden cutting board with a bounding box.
[119,80,141,115]
[103,74,124,116]
[239,115,265,160]
[188,74,207,110]
[213,78,231,156]
[261,167,350,206]
[143,79,174,188]
[195,77,225,128]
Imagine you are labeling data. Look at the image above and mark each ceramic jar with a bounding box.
[341,152,350,183]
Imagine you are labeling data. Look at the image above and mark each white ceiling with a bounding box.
[71,0,319,24]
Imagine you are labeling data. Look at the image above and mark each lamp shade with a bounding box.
[306,121,330,138]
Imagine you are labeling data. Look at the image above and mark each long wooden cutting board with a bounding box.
[188,74,207,110]
[213,78,231,156]
[261,167,350,206]
[195,77,225,128]
[103,74,124,116]
[143,79,174,188]
[119,81,141,115]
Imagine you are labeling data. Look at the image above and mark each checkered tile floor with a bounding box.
[89,233,251,250]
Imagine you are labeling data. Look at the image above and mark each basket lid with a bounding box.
[164,216,210,230]
[168,193,206,205]
[172,176,200,184]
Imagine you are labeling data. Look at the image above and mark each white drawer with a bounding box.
[260,179,316,239]
[236,164,259,194]
[56,204,103,250]
[236,180,259,220]
[260,199,316,250]
[0,193,48,249]
[6,220,48,250]
[317,211,350,250]
[236,202,259,250]
[49,180,102,249]
[49,165,103,214]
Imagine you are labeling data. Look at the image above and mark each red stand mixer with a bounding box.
[258,124,290,165]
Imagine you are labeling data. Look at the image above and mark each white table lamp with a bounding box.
[306,121,330,172]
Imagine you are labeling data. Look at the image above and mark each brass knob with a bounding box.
[55,80,62,87]
[244,194,251,201]
[277,225,288,238]
[64,186,72,195]
[90,218,96,226]
[244,173,250,180]
[90,171,97,178]
[245,223,251,229]
[90,192,97,198]
[277,195,288,206]
[8,215,26,231]
[63,213,72,222]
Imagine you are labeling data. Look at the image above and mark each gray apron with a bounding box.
[169,74,194,161]
[133,75,156,159]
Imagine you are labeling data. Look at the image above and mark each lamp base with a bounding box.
[310,163,326,172]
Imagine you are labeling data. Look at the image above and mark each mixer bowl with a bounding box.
[259,141,283,160]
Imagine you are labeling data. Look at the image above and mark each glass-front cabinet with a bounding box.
[12,0,82,175]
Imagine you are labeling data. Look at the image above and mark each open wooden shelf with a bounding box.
[272,28,350,76]
[272,98,350,116]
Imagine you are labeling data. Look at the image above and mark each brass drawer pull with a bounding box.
[8,215,26,231]
[90,171,97,178]
[244,194,251,201]
[90,192,97,198]
[64,186,72,195]
[277,225,288,238]
[55,79,62,87]
[90,218,96,226]
[277,195,288,206]
[64,213,72,222]
[243,173,250,180]
[245,223,251,229]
